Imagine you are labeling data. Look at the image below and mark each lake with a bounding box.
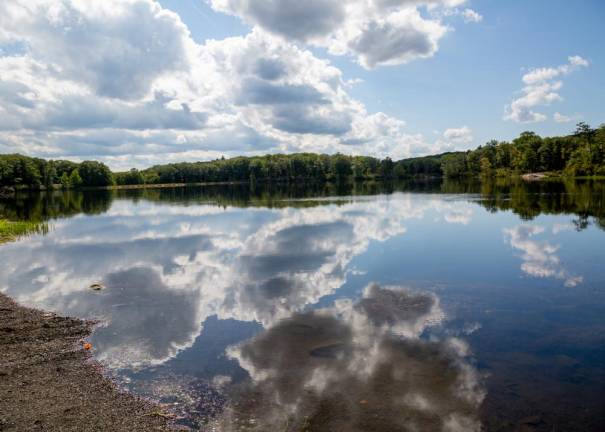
[1,179,604,431]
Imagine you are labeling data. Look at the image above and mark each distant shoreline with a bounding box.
[98,180,248,190]
[3,173,605,196]
[1,180,248,194]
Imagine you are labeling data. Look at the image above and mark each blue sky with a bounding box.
[0,0,603,169]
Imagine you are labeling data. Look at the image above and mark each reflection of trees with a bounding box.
[2,178,603,229]
[0,190,113,222]
[115,182,400,209]
[214,285,484,432]
[470,179,605,230]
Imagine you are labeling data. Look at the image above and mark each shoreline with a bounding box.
[3,174,605,194]
[0,292,174,431]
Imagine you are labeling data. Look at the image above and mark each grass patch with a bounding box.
[0,219,49,244]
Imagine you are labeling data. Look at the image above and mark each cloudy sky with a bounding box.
[0,0,603,169]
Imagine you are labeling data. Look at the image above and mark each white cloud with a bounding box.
[568,55,589,67]
[461,8,482,23]
[423,126,475,155]
[0,0,192,100]
[504,55,589,123]
[345,8,448,68]
[210,0,346,42]
[210,0,478,69]
[0,0,469,167]
[443,126,474,144]
[553,112,572,123]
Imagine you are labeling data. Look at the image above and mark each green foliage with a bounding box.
[474,178,605,230]
[380,157,395,179]
[75,161,113,187]
[140,153,397,185]
[331,153,353,180]
[0,219,49,244]
[396,154,443,177]
[60,172,70,189]
[68,169,83,188]
[3,179,603,233]
[438,123,605,179]
[1,123,603,188]
[480,156,492,177]
[0,154,43,187]
[441,153,467,178]
[0,155,112,188]
[115,168,145,185]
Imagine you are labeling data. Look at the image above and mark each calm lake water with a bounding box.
[1,180,604,431]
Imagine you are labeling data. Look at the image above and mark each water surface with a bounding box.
[1,180,604,431]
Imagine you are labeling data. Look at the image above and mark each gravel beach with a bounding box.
[0,293,173,431]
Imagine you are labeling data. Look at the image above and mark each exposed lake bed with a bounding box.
[1,180,604,431]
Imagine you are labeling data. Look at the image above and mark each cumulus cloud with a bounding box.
[443,126,474,144]
[504,55,589,123]
[0,0,463,167]
[0,0,191,100]
[424,126,475,154]
[210,0,346,42]
[210,0,478,69]
[346,8,448,68]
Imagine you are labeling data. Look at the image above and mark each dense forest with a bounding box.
[1,123,603,190]
[440,122,605,178]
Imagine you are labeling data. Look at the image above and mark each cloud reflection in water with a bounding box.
[0,194,491,372]
[505,225,583,287]
[214,284,483,432]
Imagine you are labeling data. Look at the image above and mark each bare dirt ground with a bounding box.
[0,293,173,431]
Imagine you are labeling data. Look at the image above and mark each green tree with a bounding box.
[78,161,114,187]
[379,157,394,179]
[480,156,493,177]
[441,154,467,178]
[331,154,352,180]
[60,172,71,189]
[115,168,145,185]
[68,169,83,188]
[574,122,595,140]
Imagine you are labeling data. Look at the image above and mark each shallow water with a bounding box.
[1,180,604,431]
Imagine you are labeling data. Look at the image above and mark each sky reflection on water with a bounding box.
[0,183,604,431]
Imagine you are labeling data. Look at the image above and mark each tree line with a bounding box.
[440,122,605,178]
[0,155,113,189]
[1,123,603,189]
